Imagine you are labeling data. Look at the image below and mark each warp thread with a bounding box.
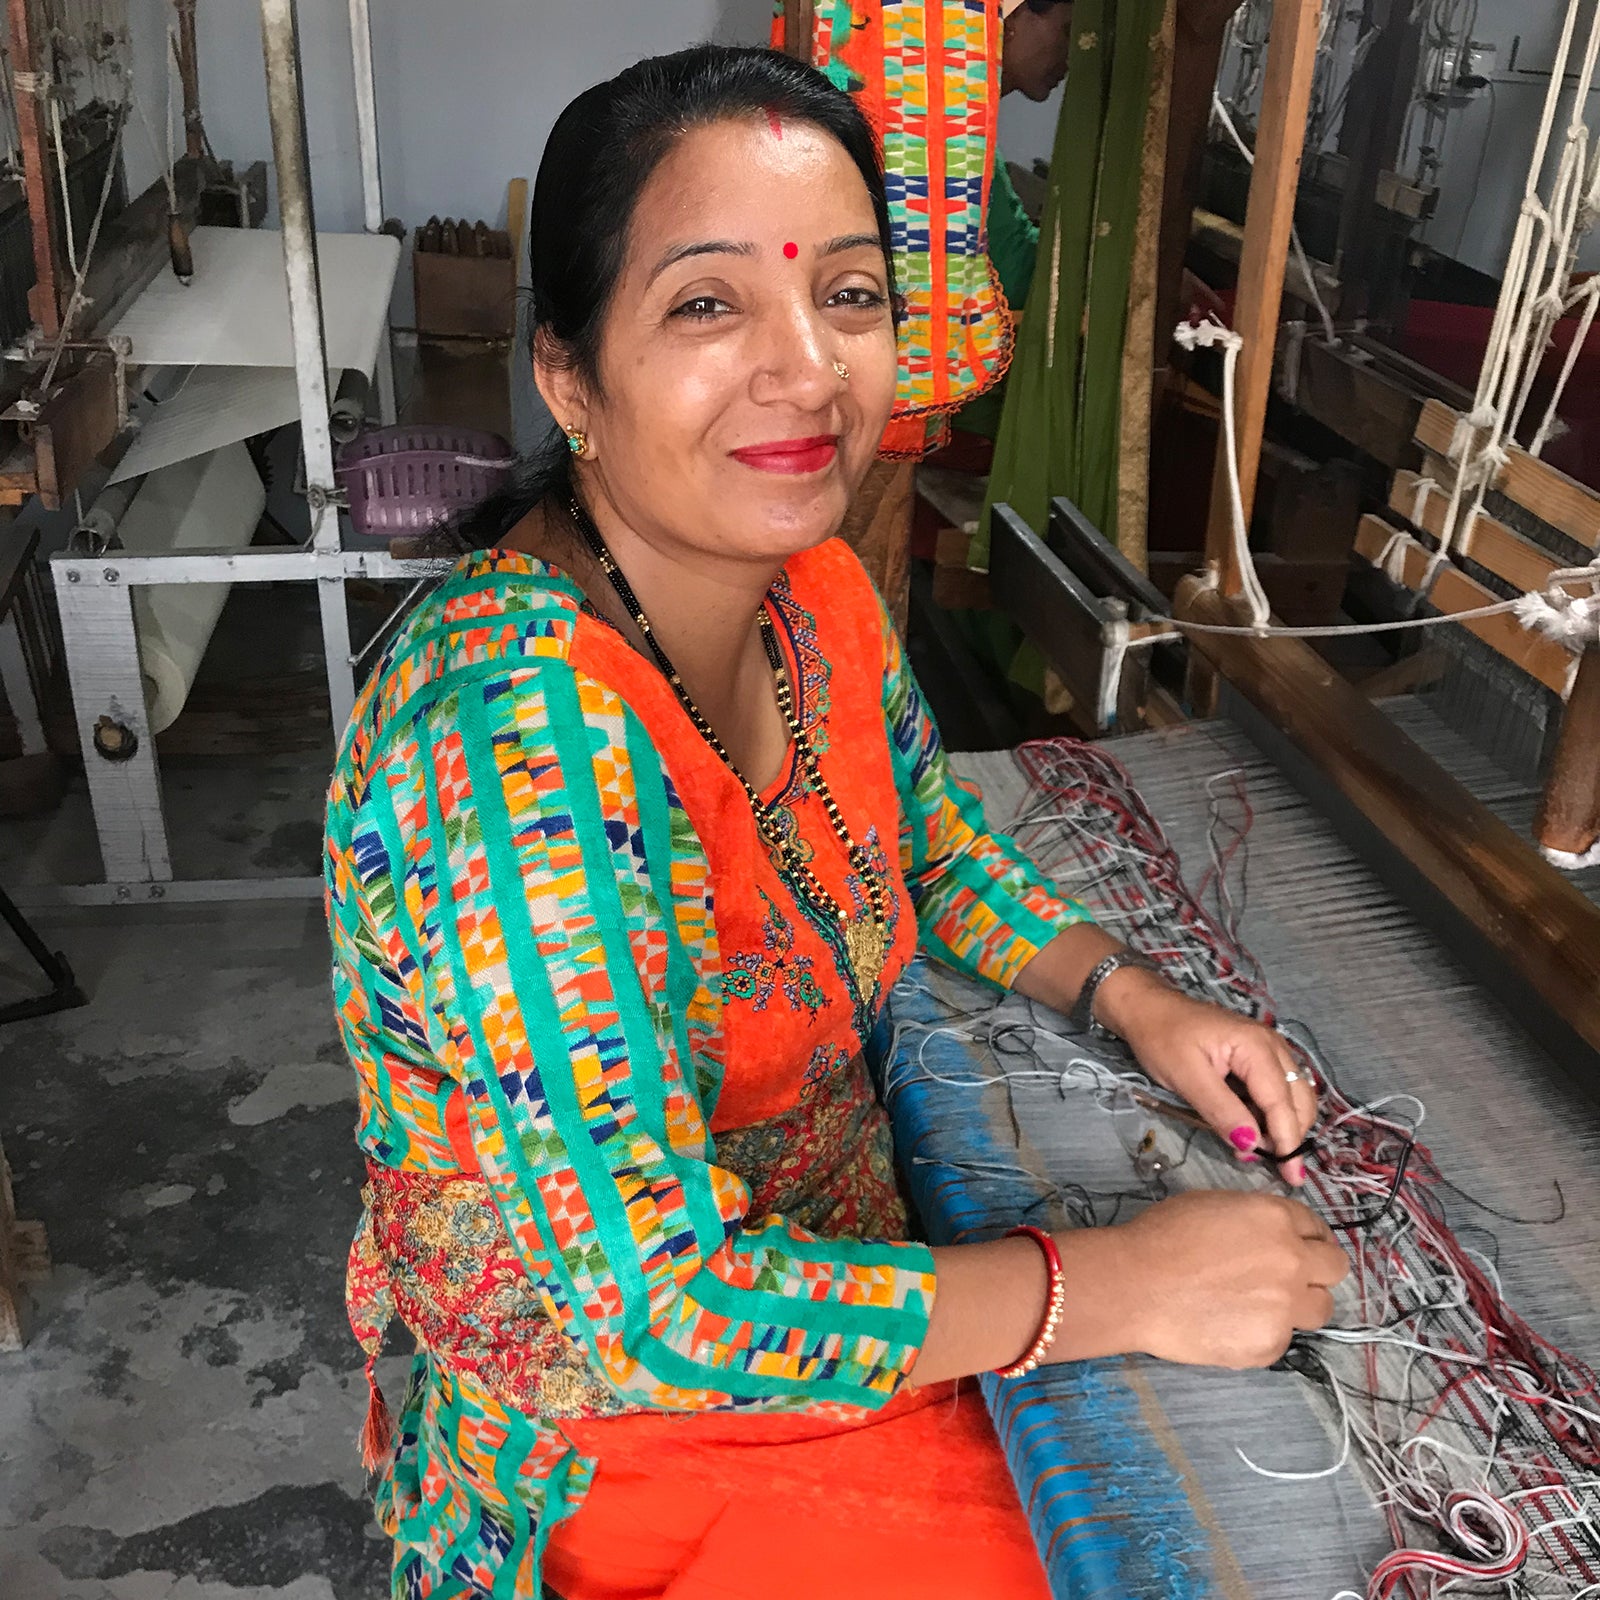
[932,737,1600,1600]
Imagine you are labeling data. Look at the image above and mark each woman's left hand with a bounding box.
[1100,970,1318,1184]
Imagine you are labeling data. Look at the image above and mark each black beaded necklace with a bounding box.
[564,492,890,998]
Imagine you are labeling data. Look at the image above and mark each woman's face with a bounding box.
[543,116,898,570]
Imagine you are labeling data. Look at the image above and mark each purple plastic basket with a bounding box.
[336,426,515,540]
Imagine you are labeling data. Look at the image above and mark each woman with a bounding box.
[325,45,1345,1600]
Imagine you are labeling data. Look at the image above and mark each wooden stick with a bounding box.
[1415,399,1600,553]
[1390,470,1559,596]
[781,0,816,60]
[1177,576,1600,1073]
[173,0,204,163]
[9,0,64,336]
[1116,0,1177,574]
[1352,515,1573,696]
[1201,0,1322,594]
[1537,650,1600,860]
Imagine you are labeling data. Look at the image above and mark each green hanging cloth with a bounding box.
[973,0,1166,567]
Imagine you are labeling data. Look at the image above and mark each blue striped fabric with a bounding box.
[879,965,1218,1600]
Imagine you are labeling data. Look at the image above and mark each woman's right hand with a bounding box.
[1067,1190,1349,1370]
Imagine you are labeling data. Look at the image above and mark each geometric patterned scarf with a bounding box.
[775,1,1012,458]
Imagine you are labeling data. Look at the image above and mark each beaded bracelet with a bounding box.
[994,1225,1066,1379]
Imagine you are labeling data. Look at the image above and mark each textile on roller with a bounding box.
[775,1,1011,458]
[882,727,1600,1599]
[119,443,267,733]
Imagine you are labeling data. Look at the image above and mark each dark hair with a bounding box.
[455,45,893,551]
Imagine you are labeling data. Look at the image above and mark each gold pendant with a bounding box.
[845,916,887,995]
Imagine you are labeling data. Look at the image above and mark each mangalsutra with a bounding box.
[564,492,890,998]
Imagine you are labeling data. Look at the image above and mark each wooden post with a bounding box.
[173,0,205,164]
[1153,0,1240,386]
[1200,0,1321,594]
[1331,0,1423,327]
[8,0,64,336]
[1536,650,1600,861]
[781,0,816,60]
[1117,0,1177,574]
[0,1137,49,1350]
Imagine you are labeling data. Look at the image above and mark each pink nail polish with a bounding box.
[1229,1125,1258,1152]
[1239,1151,1259,1163]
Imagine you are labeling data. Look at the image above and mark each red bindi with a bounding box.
[783,241,799,260]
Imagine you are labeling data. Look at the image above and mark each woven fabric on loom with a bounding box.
[881,738,1600,1600]
[774,0,1012,458]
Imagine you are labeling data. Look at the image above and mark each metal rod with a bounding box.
[258,0,336,553]
[8,0,63,335]
[52,547,445,584]
[259,0,357,741]
[346,0,383,233]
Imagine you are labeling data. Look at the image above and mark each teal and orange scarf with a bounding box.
[774,1,1012,458]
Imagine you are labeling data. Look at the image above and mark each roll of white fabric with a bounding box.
[118,442,267,734]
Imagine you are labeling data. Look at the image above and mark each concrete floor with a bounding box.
[1,763,391,1598]
[0,334,535,1598]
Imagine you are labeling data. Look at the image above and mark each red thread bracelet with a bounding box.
[994,1225,1066,1379]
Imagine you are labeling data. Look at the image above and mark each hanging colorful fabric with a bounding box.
[774,1,1012,459]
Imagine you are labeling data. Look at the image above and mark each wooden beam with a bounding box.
[1331,0,1423,325]
[1391,469,1559,596]
[1353,514,1574,696]
[1178,577,1600,1077]
[1536,651,1600,860]
[1289,337,1424,469]
[1153,0,1239,384]
[1415,399,1600,552]
[1191,206,1338,313]
[1117,0,1176,575]
[9,0,64,335]
[0,1138,49,1351]
[1202,0,1322,594]
[780,0,816,58]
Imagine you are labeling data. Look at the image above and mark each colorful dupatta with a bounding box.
[775,1,1013,458]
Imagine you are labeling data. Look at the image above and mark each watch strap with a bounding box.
[1069,950,1161,1036]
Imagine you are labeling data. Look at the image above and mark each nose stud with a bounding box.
[833,361,850,382]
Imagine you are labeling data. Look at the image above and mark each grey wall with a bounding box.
[1415,0,1600,277]
[189,0,775,238]
[172,2,1596,329]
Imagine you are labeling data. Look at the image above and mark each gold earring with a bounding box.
[833,361,850,382]
[564,425,589,458]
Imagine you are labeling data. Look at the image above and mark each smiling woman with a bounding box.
[324,43,1339,1600]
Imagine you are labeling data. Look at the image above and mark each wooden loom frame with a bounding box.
[1170,0,1600,1082]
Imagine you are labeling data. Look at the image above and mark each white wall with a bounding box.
[189,0,774,238]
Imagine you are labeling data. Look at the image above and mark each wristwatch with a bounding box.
[1069,950,1162,1037]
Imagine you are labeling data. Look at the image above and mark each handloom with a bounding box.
[882,727,1600,1599]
